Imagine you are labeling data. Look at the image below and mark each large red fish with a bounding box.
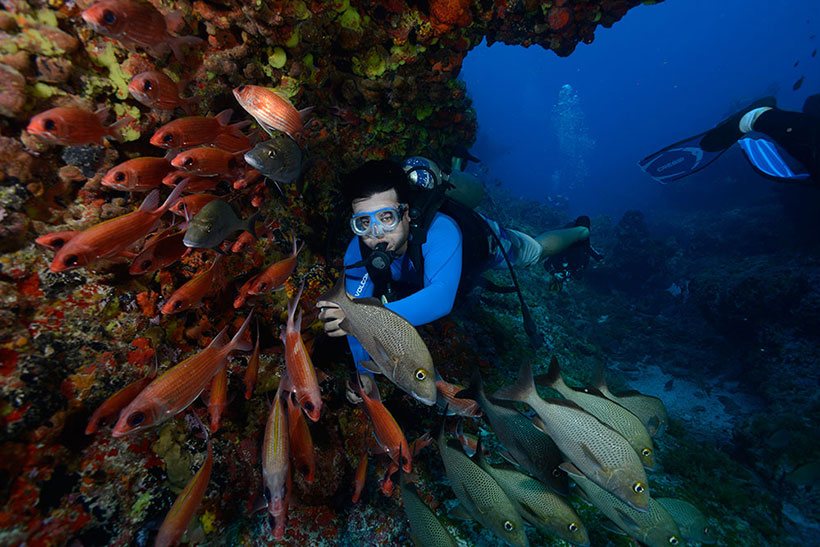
[101,156,173,192]
[150,109,250,152]
[27,107,130,145]
[111,312,253,436]
[358,375,412,473]
[248,237,302,296]
[232,85,311,143]
[128,70,195,114]
[155,440,213,547]
[281,284,322,422]
[169,193,220,219]
[171,147,244,177]
[81,0,202,62]
[129,225,187,275]
[262,381,291,541]
[49,182,187,272]
[161,255,224,315]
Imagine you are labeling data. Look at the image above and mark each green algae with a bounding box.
[415,104,434,121]
[153,423,194,491]
[269,47,287,69]
[353,46,388,79]
[285,26,300,48]
[112,103,141,142]
[30,82,62,99]
[129,490,154,521]
[339,6,361,31]
[87,43,130,100]
[292,0,310,20]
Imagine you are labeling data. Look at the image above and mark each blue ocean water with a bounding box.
[462,0,818,216]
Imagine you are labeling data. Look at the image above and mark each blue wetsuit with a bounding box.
[343,212,462,371]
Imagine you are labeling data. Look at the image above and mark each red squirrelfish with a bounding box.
[128,70,195,114]
[262,382,291,541]
[50,182,187,272]
[352,452,368,503]
[286,391,315,484]
[129,225,187,275]
[436,376,482,418]
[231,168,263,190]
[231,231,256,254]
[27,107,129,145]
[233,273,260,309]
[171,146,244,177]
[111,312,253,436]
[81,0,202,62]
[208,366,228,433]
[155,440,213,547]
[161,255,223,315]
[244,324,261,399]
[150,109,249,151]
[248,238,302,296]
[163,171,230,193]
[85,365,157,434]
[169,193,220,219]
[101,156,173,192]
[280,284,322,422]
[232,85,311,143]
[358,375,412,473]
[35,231,79,251]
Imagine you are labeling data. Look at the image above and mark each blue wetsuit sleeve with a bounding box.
[342,237,376,372]
[385,215,462,326]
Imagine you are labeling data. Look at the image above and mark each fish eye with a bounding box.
[642,448,652,457]
[552,468,562,477]
[172,300,182,310]
[303,401,314,412]
[126,412,145,427]
[258,282,268,291]
[669,537,679,545]
[140,260,152,270]
[64,254,79,266]
[568,522,579,532]
[114,171,125,182]
[162,133,174,144]
[102,9,117,25]
[414,368,428,381]
[183,157,194,167]
[43,118,56,131]
[142,79,153,92]
[236,85,245,93]
[633,482,645,493]
[503,521,514,532]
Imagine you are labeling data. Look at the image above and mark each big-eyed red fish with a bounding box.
[101,156,173,192]
[281,284,322,422]
[358,375,412,474]
[169,193,219,219]
[232,85,312,144]
[150,109,250,152]
[27,107,130,146]
[49,181,187,272]
[128,70,196,114]
[161,254,224,315]
[248,237,302,296]
[112,312,253,436]
[81,0,202,62]
[85,364,157,434]
[129,225,187,275]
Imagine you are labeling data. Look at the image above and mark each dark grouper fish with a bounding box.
[493,361,650,512]
[244,130,304,185]
[319,279,436,405]
[183,200,258,249]
[437,420,529,547]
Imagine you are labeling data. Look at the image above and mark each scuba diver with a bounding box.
[315,157,598,387]
[639,93,820,185]
[543,215,604,291]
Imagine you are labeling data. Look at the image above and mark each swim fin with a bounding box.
[638,131,727,184]
[699,96,777,152]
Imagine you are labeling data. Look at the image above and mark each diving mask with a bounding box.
[350,205,407,238]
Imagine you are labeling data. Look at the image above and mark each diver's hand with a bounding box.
[316,301,348,337]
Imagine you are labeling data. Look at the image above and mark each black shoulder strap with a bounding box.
[405,182,452,284]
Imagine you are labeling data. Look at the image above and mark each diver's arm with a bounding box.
[385,215,462,326]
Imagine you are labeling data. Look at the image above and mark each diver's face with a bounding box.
[352,189,411,255]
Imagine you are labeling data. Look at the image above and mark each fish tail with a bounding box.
[454,367,483,402]
[139,189,161,212]
[156,179,188,214]
[287,281,304,323]
[214,109,234,127]
[298,106,314,124]
[534,356,562,388]
[229,310,255,352]
[107,115,135,142]
[492,361,536,404]
[246,211,261,239]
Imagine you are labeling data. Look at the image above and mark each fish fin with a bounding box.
[94,107,109,124]
[599,518,629,536]
[491,361,535,404]
[168,34,203,63]
[358,360,380,374]
[449,503,473,521]
[579,442,608,472]
[208,326,230,349]
[139,189,161,212]
[535,355,562,388]
[106,115,134,142]
[517,499,542,523]
[498,449,518,466]
[156,179,188,214]
[558,461,583,477]
[288,281,305,323]
[229,311,255,352]
[454,366,482,401]
[298,106,314,124]
[613,507,641,531]
[214,109,234,127]
[245,211,261,239]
